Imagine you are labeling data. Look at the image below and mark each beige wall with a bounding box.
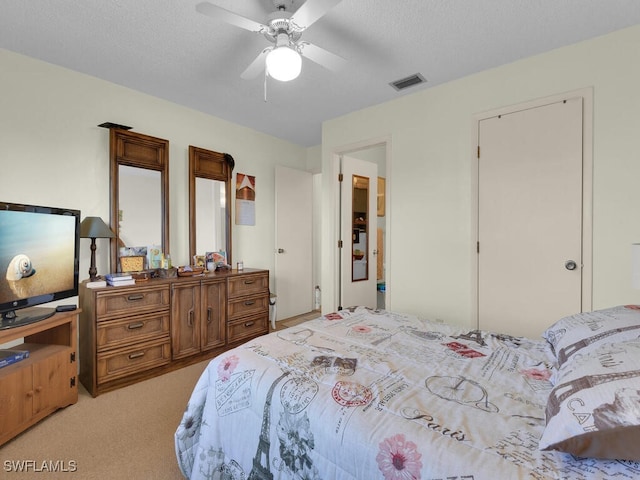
[4,24,640,331]
[0,48,308,296]
[321,24,640,329]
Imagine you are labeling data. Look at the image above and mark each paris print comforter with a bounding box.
[175,306,640,479]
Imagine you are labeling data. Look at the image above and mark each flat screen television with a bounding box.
[0,201,80,329]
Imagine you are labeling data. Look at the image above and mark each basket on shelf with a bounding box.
[177,265,205,277]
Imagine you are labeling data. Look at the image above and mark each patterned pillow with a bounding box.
[539,339,640,460]
[542,305,640,368]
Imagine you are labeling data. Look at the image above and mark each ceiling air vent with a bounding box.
[389,73,426,91]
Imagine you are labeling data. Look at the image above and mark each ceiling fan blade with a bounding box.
[196,2,265,32]
[240,48,271,79]
[292,0,342,29]
[299,42,346,71]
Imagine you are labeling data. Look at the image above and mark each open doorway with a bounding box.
[337,143,387,310]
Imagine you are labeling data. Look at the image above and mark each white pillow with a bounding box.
[542,305,640,367]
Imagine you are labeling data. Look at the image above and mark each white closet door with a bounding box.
[478,97,583,338]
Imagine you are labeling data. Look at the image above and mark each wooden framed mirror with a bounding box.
[188,146,233,267]
[109,128,169,272]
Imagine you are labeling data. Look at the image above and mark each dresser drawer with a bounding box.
[97,338,171,384]
[96,312,170,352]
[227,314,268,344]
[227,273,268,299]
[95,285,170,319]
[227,294,269,320]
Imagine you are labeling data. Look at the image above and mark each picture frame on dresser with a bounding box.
[119,255,146,272]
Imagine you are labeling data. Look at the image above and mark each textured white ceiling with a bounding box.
[1,0,640,146]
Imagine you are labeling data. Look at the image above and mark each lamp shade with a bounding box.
[80,216,115,239]
[266,45,302,82]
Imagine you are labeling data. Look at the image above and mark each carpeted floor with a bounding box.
[1,359,208,480]
[0,311,320,480]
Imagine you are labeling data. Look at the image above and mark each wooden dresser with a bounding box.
[0,309,78,446]
[79,268,269,396]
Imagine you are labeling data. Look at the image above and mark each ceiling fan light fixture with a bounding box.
[266,32,302,82]
[266,46,301,81]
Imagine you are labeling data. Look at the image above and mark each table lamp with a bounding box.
[80,216,115,282]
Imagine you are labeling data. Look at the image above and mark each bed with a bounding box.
[175,305,640,479]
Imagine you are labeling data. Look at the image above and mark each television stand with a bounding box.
[1,306,56,330]
[0,308,79,446]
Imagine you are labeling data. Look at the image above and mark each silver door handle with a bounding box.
[565,260,577,270]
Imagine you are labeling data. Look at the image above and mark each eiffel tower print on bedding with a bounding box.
[175,305,640,479]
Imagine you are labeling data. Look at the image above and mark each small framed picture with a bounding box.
[120,255,145,272]
[147,246,162,269]
[193,255,206,268]
[213,251,227,265]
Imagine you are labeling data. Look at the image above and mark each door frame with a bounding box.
[331,136,391,311]
[471,88,593,327]
[340,154,378,309]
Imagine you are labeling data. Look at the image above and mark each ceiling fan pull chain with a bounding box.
[264,70,269,102]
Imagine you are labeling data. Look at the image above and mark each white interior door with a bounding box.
[340,156,377,309]
[478,97,584,338]
[275,166,313,321]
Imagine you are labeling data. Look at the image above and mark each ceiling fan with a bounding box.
[196,0,346,82]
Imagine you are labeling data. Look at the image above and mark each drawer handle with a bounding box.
[244,321,255,328]
[128,351,145,360]
[188,310,194,327]
[207,307,212,324]
[243,280,255,285]
[127,322,144,330]
[127,294,144,301]
[244,300,255,306]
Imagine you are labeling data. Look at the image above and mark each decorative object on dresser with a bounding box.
[78,268,269,396]
[79,216,115,283]
[105,273,136,286]
[0,309,78,446]
[118,255,146,273]
[177,265,205,277]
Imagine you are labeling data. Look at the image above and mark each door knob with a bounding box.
[565,260,578,271]
[277,248,285,254]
